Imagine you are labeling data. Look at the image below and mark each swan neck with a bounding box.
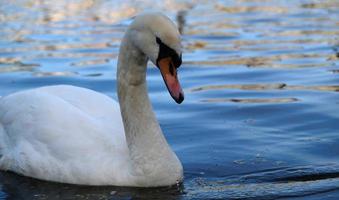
[116,33,182,184]
[117,37,159,147]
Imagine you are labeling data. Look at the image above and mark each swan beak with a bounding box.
[158,57,184,104]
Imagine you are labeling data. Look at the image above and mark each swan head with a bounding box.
[128,12,184,104]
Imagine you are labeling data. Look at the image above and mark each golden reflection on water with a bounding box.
[0,1,338,79]
[1,0,135,24]
[0,65,36,73]
[0,57,39,73]
[182,0,338,73]
[184,53,336,68]
[201,98,298,103]
[0,0,191,25]
[71,58,110,67]
[0,42,114,54]
[33,71,77,77]
[215,4,289,14]
[190,84,287,92]
[288,85,339,92]
[190,83,339,96]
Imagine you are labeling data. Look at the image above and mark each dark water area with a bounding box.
[0,0,339,199]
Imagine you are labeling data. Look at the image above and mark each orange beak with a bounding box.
[157,57,184,104]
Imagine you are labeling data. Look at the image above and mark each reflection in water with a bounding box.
[190,84,339,93]
[201,97,298,104]
[0,0,192,25]
[190,83,287,92]
[1,0,339,199]
[0,65,36,73]
[2,165,339,200]
[184,53,335,68]
[71,58,110,67]
[0,171,184,200]
[0,57,39,73]
[33,71,77,77]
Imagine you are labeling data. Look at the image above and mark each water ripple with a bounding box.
[0,0,339,199]
[186,165,339,199]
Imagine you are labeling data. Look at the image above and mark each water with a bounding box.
[0,0,339,199]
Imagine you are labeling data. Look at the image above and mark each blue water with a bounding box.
[0,0,339,199]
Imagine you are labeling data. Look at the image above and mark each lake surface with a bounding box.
[0,0,339,199]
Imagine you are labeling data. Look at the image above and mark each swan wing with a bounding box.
[0,85,129,185]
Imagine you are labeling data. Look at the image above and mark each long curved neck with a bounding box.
[117,32,182,185]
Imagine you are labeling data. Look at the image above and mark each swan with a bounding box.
[0,12,184,187]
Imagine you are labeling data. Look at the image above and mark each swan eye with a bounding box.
[156,37,182,69]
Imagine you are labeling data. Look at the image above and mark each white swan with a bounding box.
[0,12,184,187]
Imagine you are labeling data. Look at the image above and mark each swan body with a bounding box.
[0,12,184,187]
